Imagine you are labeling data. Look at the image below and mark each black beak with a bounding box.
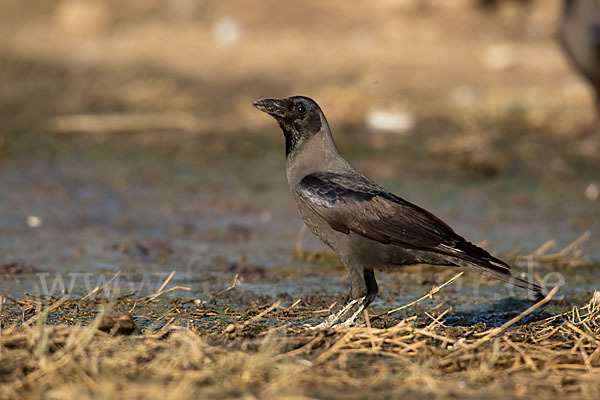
[252,98,287,119]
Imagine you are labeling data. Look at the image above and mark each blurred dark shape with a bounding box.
[0,262,38,276]
[475,0,532,11]
[98,312,138,335]
[559,0,600,115]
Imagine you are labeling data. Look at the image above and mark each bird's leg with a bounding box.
[331,296,371,329]
[330,269,378,329]
[308,269,378,330]
[308,298,360,330]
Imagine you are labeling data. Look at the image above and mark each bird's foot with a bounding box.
[329,301,367,329]
[307,297,366,330]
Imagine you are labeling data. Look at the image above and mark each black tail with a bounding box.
[452,258,543,294]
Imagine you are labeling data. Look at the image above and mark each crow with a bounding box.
[560,0,600,116]
[253,96,543,328]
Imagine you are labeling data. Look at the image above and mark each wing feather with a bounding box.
[297,172,512,275]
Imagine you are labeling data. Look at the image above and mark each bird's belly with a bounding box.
[342,232,445,267]
[296,206,339,249]
[298,211,425,267]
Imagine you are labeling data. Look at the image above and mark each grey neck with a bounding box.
[285,120,353,186]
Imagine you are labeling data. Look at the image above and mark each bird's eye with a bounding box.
[297,105,306,114]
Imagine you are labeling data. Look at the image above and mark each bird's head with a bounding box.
[253,96,324,157]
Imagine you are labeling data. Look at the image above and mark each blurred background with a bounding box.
[0,0,598,299]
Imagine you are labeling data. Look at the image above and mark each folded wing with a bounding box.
[297,172,513,276]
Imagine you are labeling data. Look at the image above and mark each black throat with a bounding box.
[280,111,322,158]
[281,123,305,158]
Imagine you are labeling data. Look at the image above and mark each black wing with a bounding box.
[298,172,543,293]
[297,172,512,273]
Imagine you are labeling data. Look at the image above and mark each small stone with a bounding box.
[98,312,138,335]
[365,109,415,134]
[27,216,42,228]
[212,17,243,46]
[193,299,205,306]
[585,182,599,200]
[259,211,272,223]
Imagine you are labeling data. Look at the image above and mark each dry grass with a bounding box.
[0,1,598,399]
[1,287,599,399]
[523,231,593,269]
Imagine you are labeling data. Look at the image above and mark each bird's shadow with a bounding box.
[442,297,554,328]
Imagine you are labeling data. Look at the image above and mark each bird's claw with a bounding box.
[306,297,366,330]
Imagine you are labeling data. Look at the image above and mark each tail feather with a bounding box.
[452,258,543,294]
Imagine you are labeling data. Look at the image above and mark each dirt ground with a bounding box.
[0,0,600,399]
